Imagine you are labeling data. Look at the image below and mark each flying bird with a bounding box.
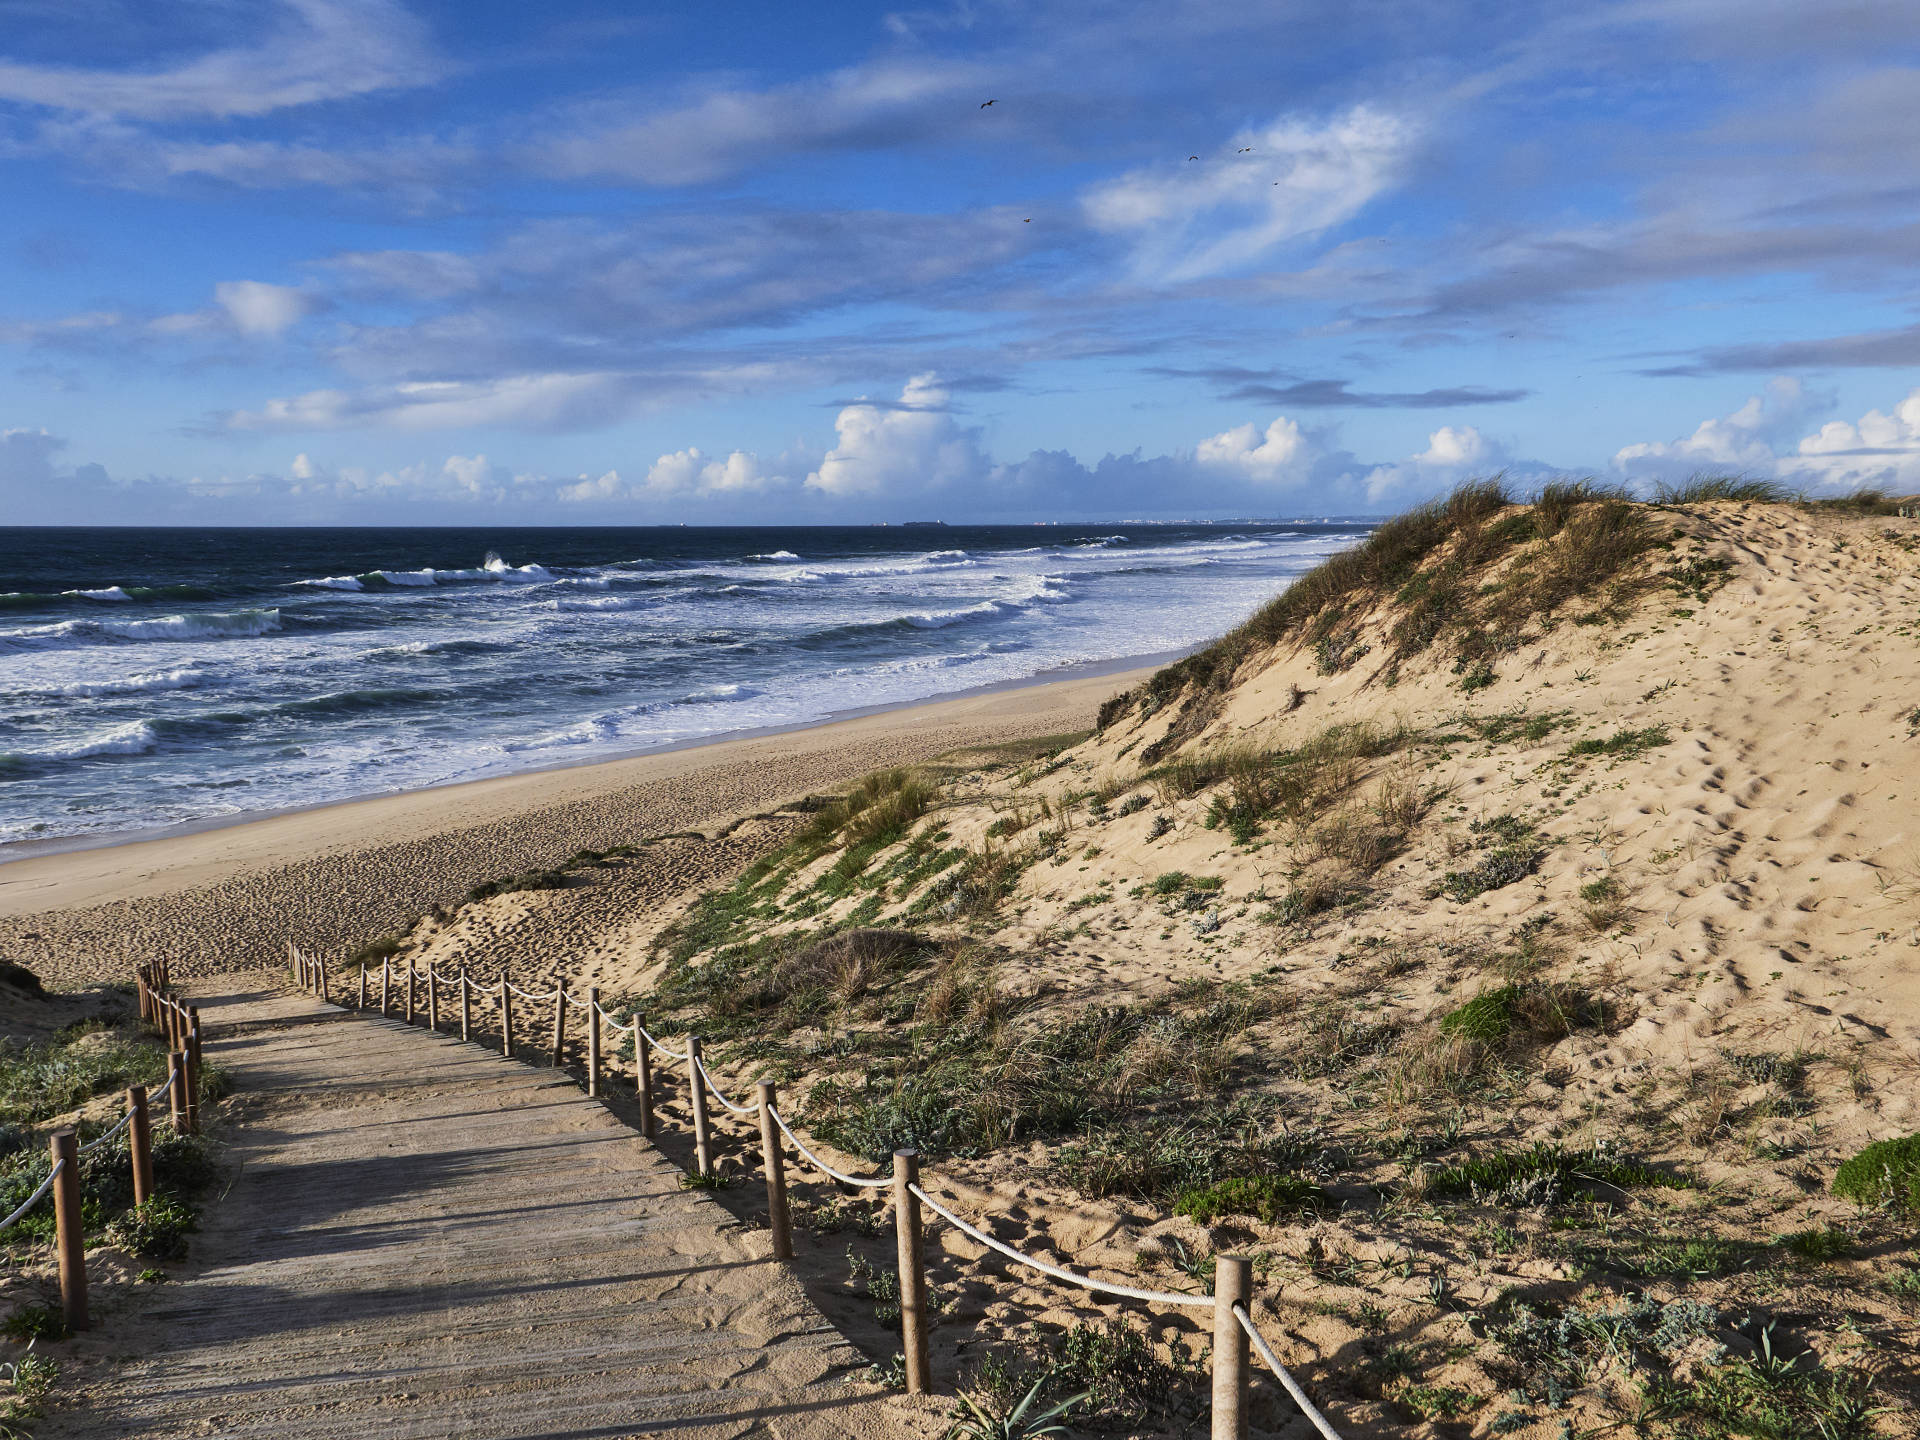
[1023,218,1031,223]
[1237,147,1253,153]
[1188,155,1199,161]
[980,99,996,107]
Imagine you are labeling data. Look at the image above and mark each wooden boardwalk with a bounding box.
[47,991,892,1439]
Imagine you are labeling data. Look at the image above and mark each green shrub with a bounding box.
[0,1303,64,1343]
[105,1195,197,1260]
[1778,1226,1854,1263]
[0,1027,168,1128]
[1833,1133,1920,1212]
[1427,1142,1686,1203]
[1433,844,1542,902]
[1173,1173,1326,1224]
[1567,725,1671,759]
[464,867,569,904]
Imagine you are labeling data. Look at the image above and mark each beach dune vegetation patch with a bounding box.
[1107,479,1662,760]
[1833,1133,1920,1213]
[464,867,570,904]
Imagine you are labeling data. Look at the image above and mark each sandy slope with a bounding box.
[438,499,1920,1438]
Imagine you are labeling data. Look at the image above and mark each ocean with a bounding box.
[0,523,1366,850]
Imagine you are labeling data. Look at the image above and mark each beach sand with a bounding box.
[0,665,1146,987]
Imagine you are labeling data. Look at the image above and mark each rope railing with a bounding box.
[290,942,1340,1438]
[768,1107,890,1189]
[907,1182,1210,1309]
[1236,1303,1343,1440]
[77,1106,136,1156]
[0,1164,61,1234]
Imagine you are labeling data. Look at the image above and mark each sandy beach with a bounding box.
[0,664,1147,986]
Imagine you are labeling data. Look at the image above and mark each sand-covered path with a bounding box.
[45,990,895,1440]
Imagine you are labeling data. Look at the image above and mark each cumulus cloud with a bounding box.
[645,448,781,496]
[806,375,991,496]
[1790,389,1920,491]
[1612,378,1829,483]
[1195,416,1315,484]
[1082,105,1416,280]
[1360,424,1511,504]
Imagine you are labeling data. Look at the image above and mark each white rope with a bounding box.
[694,1058,756,1117]
[1235,1304,1343,1440]
[636,1024,690,1063]
[770,1107,890,1188]
[505,982,559,1002]
[0,1162,62,1233]
[909,1182,1210,1309]
[78,1108,136,1155]
[592,1001,636,1033]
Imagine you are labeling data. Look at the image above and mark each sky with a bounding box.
[3,0,1920,525]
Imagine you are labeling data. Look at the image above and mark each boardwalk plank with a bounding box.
[45,992,893,1440]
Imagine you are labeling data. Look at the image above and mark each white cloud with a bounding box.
[805,374,990,496]
[215,280,312,338]
[1610,378,1920,493]
[0,0,437,121]
[1195,416,1313,483]
[535,60,983,186]
[1791,388,1920,491]
[645,448,780,496]
[1612,378,1823,480]
[1082,105,1416,281]
[1360,424,1510,503]
[227,372,654,433]
[557,470,628,504]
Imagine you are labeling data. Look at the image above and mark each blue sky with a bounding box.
[4,0,1920,523]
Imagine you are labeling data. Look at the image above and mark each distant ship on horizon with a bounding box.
[900,520,949,528]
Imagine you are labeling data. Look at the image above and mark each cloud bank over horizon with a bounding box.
[5,1,1920,523]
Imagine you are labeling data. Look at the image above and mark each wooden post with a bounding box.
[586,988,601,1097]
[404,962,415,1025]
[318,957,329,1005]
[551,983,567,1068]
[187,1007,202,1072]
[50,1129,86,1332]
[687,1035,713,1175]
[460,974,471,1042]
[427,968,438,1032]
[381,957,391,1016]
[181,1044,201,1136]
[1211,1254,1252,1440]
[127,1086,154,1206]
[288,943,298,985]
[166,1052,187,1132]
[634,1016,656,1138]
[501,979,514,1058]
[893,1150,930,1395]
[758,1081,792,1261]
[358,965,367,1010]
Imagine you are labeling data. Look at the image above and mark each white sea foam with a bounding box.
[747,550,801,561]
[57,666,210,697]
[63,586,132,601]
[555,594,646,612]
[0,608,279,650]
[103,610,281,642]
[298,575,365,591]
[12,720,159,762]
[903,600,1006,629]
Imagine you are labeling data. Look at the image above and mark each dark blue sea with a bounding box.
[0,523,1366,848]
